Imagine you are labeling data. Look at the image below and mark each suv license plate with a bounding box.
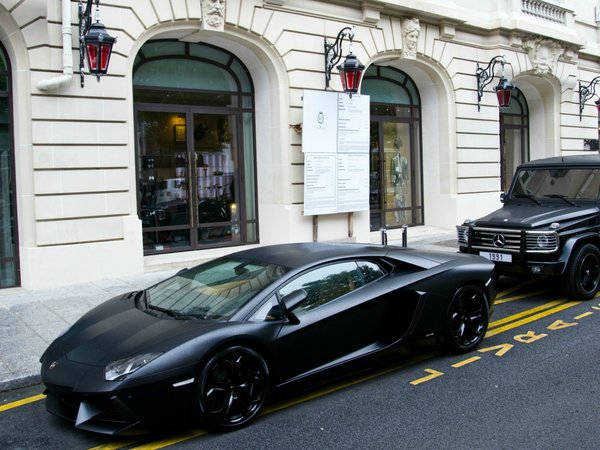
[480,251,512,262]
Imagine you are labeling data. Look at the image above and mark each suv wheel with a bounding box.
[565,243,600,300]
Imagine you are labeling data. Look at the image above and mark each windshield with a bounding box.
[510,167,600,201]
[146,258,288,320]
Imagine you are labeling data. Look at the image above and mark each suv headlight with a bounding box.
[525,231,559,252]
[456,225,469,244]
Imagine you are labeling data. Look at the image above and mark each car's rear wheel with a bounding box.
[444,285,489,353]
[565,243,600,300]
[196,346,269,431]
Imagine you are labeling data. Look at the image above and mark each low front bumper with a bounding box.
[41,357,197,435]
[44,377,196,435]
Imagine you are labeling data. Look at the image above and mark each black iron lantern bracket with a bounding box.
[578,76,600,120]
[324,26,355,90]
[79,0,116,87]
[476,55,512,111]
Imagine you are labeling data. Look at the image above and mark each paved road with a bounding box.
[1,276,599,449]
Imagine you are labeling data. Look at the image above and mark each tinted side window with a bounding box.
[280,260,384,315]
[357,261,385,283]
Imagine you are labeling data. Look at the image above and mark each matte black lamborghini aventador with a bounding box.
[40,242,495,435]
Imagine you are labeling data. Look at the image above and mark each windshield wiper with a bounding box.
[513,193,543,205]
[148,304,194,320]
[544,194,577,207]
[133,290,148,310]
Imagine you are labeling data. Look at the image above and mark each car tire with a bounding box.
[444,285,489,353]
[196,346,269,431]
[564,243,600,300]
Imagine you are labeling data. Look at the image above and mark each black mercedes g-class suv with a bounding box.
[457,155,600,300]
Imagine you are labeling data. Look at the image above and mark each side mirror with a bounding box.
[281,289,307,324]
[500,192,506,203]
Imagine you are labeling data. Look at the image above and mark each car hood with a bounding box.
[59,295,230,366]
[473,204,599,229]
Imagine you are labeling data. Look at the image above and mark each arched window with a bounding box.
[500,87,529,191]
[362,66,423,230]
[0,44,18,288]
[133,40,257,254]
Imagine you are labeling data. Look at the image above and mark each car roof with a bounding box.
[518,154,600,169]
[218,242,461,272]
[228,242,389,270]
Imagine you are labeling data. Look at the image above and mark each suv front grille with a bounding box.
[457,226,559,254]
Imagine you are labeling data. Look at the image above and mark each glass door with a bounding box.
[137,109,192,253]
[370,119,423,230]
[136,109,242,253]
[383,122,412,227]
[193,113,240,245]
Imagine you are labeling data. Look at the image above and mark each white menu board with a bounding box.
[304,154,337,215]
[337,153,369,212]
[337,94,370,154]
[302,90,370,216]
[302,90,338,153]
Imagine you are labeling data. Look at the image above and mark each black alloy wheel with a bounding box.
[445,285,489,353]
[197,346,269,430]
[565,243,600,300]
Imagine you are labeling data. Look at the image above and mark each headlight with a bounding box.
[537,235,550,248]
[456,225,469,244]
[105,352,162,381]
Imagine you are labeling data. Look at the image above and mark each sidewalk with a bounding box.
[0,226,456,392]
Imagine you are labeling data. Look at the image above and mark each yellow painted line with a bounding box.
[488,300,565,329]
[0,393,45,413]
[495,290,550,305]
[575,311,593,320]
[451,356,481,368]
[410,369,444,386]
[130,429,208,450]
[495,279,536,300]
[485,300,581,338]
[478,343,514,357]
[90,440,146,450]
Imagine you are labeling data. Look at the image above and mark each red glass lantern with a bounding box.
[494,75,514,109]
[337,52,365,97]
[84,21,116,78]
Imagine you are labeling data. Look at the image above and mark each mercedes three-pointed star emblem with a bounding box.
[492,234,506,248]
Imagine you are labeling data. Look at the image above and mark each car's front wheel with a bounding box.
[196,346,269,430]
[444,285,489,353]
[564,243,600,300]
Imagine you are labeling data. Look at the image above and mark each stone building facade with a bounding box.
[0,0,598,289]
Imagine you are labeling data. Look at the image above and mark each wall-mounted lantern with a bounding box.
[578,76,600,121]
[324,26,365,97]
[476,55,514,111]
[79,0,116,87]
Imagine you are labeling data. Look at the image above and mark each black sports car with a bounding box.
[40,242,495,435]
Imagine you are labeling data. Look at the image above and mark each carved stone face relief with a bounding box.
[522,36,564,76]
[201,0,226,31]
[401,17,420,59]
